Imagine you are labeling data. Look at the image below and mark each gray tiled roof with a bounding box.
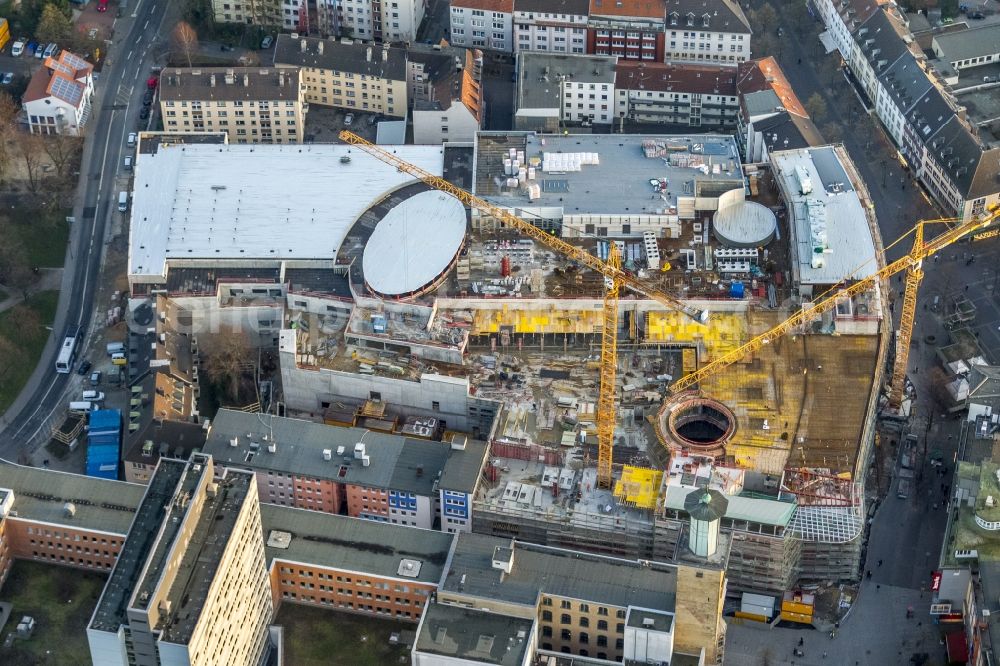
[926,115,1000,199]
[514,0,589,15]
[664,0,751,33]
[261,503,454,584]
[855,10,908,74]
[442,533,678,610]
[158,67,302,102]
[878,52,931,115]
[273,35,406,80]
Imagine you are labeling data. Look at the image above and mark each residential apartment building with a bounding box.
[662,0,751,65]
[615,60,739,128]
[211,0,293,28]
[514,52,616,129]
[88,456,273,666]
[513,0,590,53]
[736,56,823,162]
[274,35,407,117]
[201,409,489,532]
[159,67,307,145]
[23,51,94,136]
[412,49,485,144]
[587,0,666,62]
[450,0,515,51]
[812,0,1000,218]
[319,0,425,42]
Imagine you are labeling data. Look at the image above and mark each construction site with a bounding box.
[126,131,1000,602]
[264,135,892,596]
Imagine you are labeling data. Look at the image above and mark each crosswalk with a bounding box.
[115,83,133,106]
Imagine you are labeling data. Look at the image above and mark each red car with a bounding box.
[97,0,109,12]
[147,76,158,90]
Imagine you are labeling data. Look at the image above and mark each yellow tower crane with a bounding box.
[669,206,1000,405]
[338,131,706,488]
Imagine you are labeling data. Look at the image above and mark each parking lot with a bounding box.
[305,105,383,143]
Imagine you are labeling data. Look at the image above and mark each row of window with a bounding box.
[166,100,295,108]
[280,591,417,618]
[541,626,618,648]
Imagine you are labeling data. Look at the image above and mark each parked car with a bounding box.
[127,132,137,146]
[147,76,158,90]
[35,44,44,58]
[969,11,985,19]
[260,35,273,49]
[1,73,13,85]
[97,0,109,11]
[123,155,133,170]
[367,115,379,125]
[90,370,101,386]
[344,113,354,126]
[26,40,38,55]
[143,88,154,103]
[43,43,58,58]
[77,360,92,375]
[139,107,149,120]
[11,41,24,57]
[82,390,105,402]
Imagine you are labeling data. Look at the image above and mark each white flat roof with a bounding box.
[363,190,467,296]
[128,143,446,278]
[772,147,877,286]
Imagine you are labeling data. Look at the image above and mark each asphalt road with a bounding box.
[0,0,172,453]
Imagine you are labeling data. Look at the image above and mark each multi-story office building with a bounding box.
[158,67,307,145]
[273,35,407,117]
[88,455,273,666]
[449,0,515,51]
[513,0,590,53]
[661,0,751,65]
[0,455,732,664]
[201,409,489,532]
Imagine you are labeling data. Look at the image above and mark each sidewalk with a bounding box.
[0,269,64,316]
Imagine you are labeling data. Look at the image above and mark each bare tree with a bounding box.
[17,134,46,193]
[172,21,199,68]
[0,92,20,183]
[804,93,828,124]
[203,328,253,403]
[42,134,82,178]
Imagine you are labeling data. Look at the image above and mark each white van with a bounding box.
[106,341,125,356]
[118,191,128,212]
[11,41,24,57]
[82,390,105,402]
[69,401,93,412]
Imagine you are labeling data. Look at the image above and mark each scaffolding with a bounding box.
[613,466,663,510]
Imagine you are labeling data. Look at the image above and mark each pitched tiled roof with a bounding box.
[616,61,737,95]
[452,0,515,11]
[23,50,92,107]
[664,0,750,32]
[590,0,665,20]
[736,57,806,118]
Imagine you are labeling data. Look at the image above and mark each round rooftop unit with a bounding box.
[713,200,777,248]
[363,190,467,298]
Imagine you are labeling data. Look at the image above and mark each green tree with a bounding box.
[35,3,73,45]
[804,93,828,123]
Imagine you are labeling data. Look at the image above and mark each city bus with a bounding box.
[55,327,81,373]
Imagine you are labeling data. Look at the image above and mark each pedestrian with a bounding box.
[798,637,804,647]
[877,584,881,591]
[878,559,883,567]
[823,652,828,659]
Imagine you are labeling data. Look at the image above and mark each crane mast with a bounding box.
[597,244,622,488]
[669,207,1000,403]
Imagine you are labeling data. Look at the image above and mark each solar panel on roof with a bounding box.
[49,75,83,105]
[49,60,74,77]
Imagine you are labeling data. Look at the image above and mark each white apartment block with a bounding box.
[321,0,424,42]
[274,35,407,117]
[513,0,589,53]
[662,0,751,65]
[159,67,307,145]
[450,0,515,51]
[212,0,290,27]
[514,52,616,129]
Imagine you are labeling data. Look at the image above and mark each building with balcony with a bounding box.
[158,67,307,145]
[450,0,515,51]
[587,0,666,62]
[273,35,407,117]
[23,51,94,136]
[317,0,425,42]
[211,0,293,28]
[615,60,739,128]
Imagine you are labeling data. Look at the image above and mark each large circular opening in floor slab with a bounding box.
[667,398,736,452]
